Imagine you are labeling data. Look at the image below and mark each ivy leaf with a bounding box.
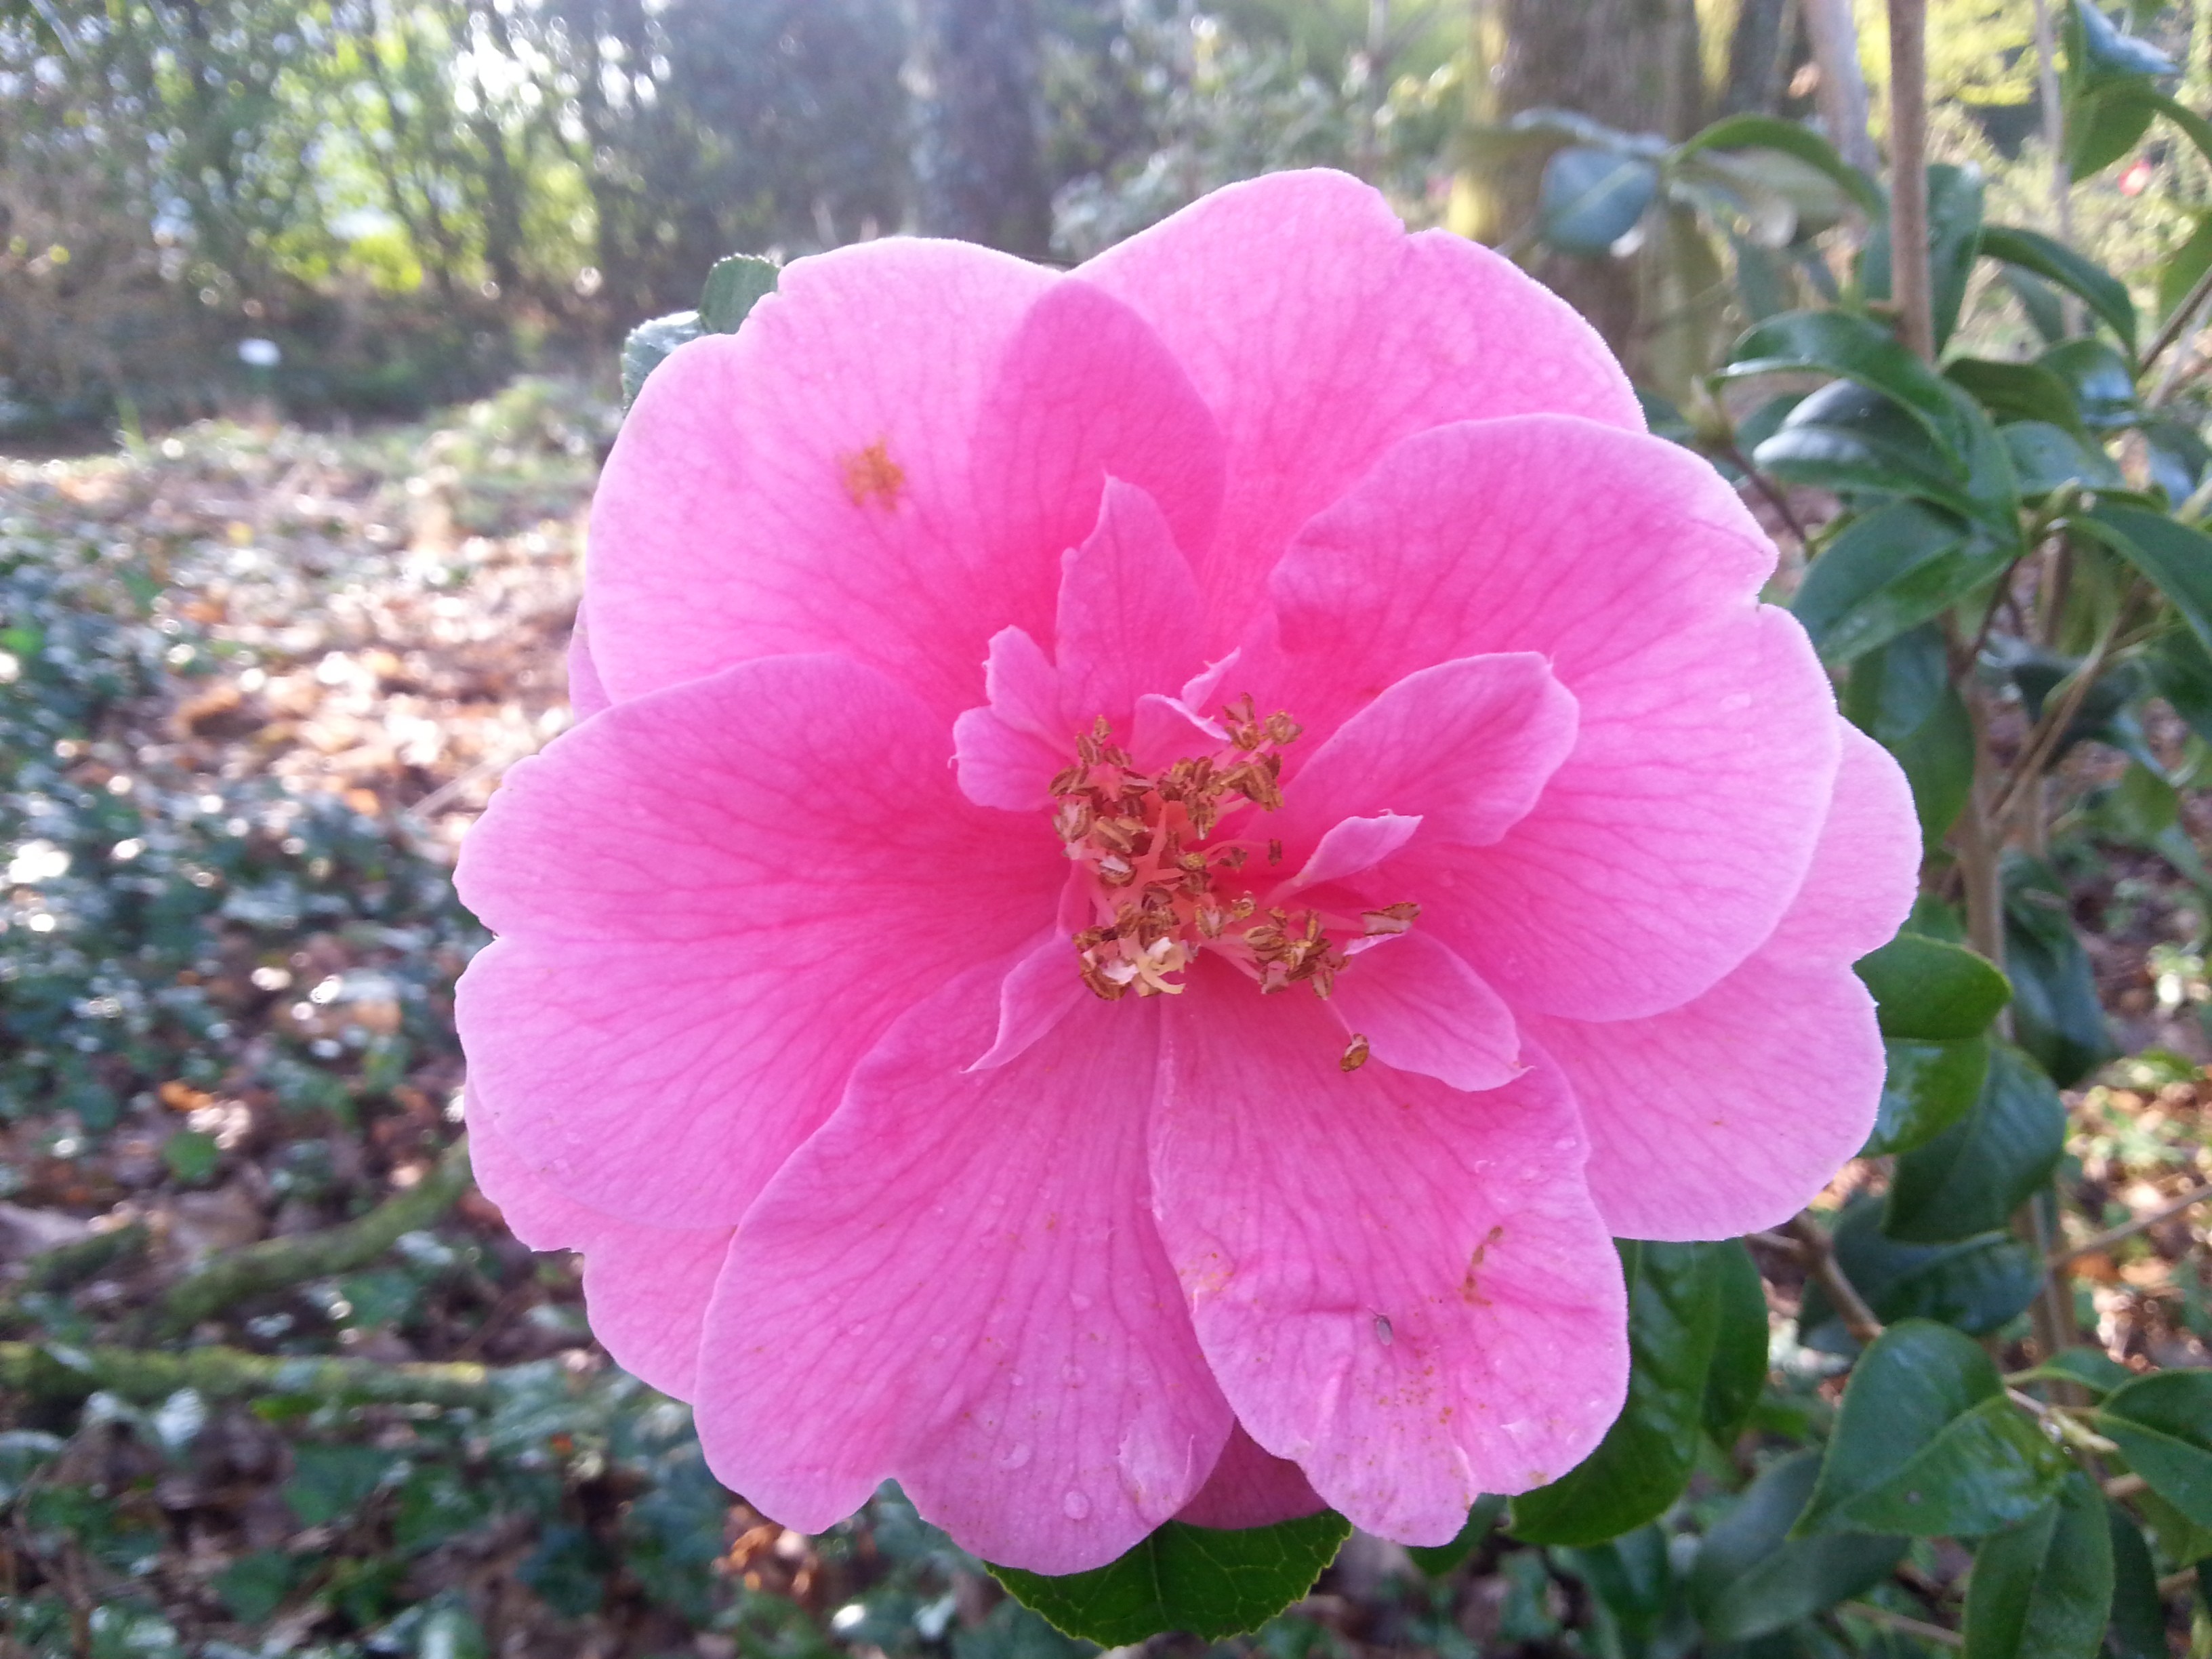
[1797,1322,2070,1538]
[1884,1043,2066,1244]
[2096,1371,2212,1528]
[989,1513,1351,1645]
[1688,1451,1908,1643]
[1963,1473,2116,1659]
[1511,1242,1726,1546]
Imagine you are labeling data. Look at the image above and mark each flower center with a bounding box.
[1052,697,1418,1002]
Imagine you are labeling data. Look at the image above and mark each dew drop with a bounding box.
[1062,1490,1092,1521]
[998,1441,1033,1470]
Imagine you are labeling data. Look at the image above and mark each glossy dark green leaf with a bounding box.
[2142,628,2212,745]
[1980,226,2139,356]
[1862,164,1984,350]
[2005,422,2125,495]
[2010,268,2070,344]
[2097,1371,2212,1528]
[2082,502,2212,659]
[1844,626,1977,844]
[2003,857,2116,1088]
[2158,213,2212,323]
[2075,2,2177,77]
[2041,340,2140,430]
[1725,310,1971,462]
[1798,1322,2069,1538]
[1865,1036,1990,1156]
[1854,933,2012,1042]
[697,253,779,335]
[1406,1494,1502,1577]
[989,1513,1351,1645]
[1538,145,1661,254]
[1704,1242,1771,1448]
[1963,1473,2115,1659]
[1885,1043,2066,1243]
[1948,359,2087,434]
[1755,421,1988,521]
[1676,115,1883,216]
[1558,1525,1683,1649]
[2141,415,2211,504]
[1688,1451,1908,1643]
[1794,502,2003,664]
[2067,79,2161,178]
[1511,1242,1725,1545]
[619,311,701,411]
[2105,1503,2165,1659]
[2013,1346,2137,1398]
[1800,1201,2043,1350]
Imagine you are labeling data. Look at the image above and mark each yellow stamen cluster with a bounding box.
[1052,699,1418,1002]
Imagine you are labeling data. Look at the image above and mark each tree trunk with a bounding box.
[914,0,1052,258]
[1721,0,1798,117]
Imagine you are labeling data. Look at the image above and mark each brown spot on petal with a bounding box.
[1461,1223,1504,1304]
[840,438,905,508]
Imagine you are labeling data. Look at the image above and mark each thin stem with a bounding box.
[1989,598,2130,834]
[2145,256,2212,376]
[0,1340,493,1409]
[1786,1212,1884,1346]
[1726,443,1811,544]
[1886,0,1936,362]
[1839,1603,1963,1650]
[2049,1180,2212,1267]
[2031,0,2075,253]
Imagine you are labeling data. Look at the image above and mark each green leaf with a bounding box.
[161,1128,219,1185]
[2105,1502,2166,1659]
[1862,164,1984,350]
[2011,1347,2137,1398]
[1844,625,1976,844]
[215,1550,300,1623]
[2097,1371,2212,1528]
[2067,79,2161,178]
[1865,1036,1990,1156]
[1798,1322,2070,1538]
[2005,422,2125,496]
[1511,1242,1726,1545]
[2074,1,2177,77]
[1885,1044,2066,1243]
[2041,340,2140,430]
[1704,1241,1771,1448]
[697,253,779,334]
[1794,502,2006,665]
[989,1513,1352,1645]
[2078,501,2212,659]
[1799,1201,2043,1349]
[1854,933,2012,1042]
[1963,1473,2115,1659]
[1557,1525,1681,1649]
[2142,628,2212,745]
[1688,1451,1909,1643]
[1538,145,1661,255]
[2003,856,2116,1088]
[1755,423,1989,520]
[1948,359,2088,434]
[2157,213,2212,323]
[283,1442,397,1526]
[1675,115,1883,216]
[1725,310,1973,464]
[619,311,702,411]
[1980,226,2139,358]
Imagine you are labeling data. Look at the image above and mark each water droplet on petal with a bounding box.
[927,1334,949,1353]
[1010,1372,1026,1388]
[1063,1490,1091,1521]
[998,1441,1032,1470]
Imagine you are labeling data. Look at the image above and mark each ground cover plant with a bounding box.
[3,3,2212,1657]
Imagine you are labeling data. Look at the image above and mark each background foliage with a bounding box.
[5,0,2212,1654]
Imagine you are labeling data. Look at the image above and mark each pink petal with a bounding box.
[1153,963,1627,1544]
[1081,170,1641,635]
[1528,721,1918,1240]
[1274,653,1578,854]
[954,628,1067,811]
[1173,1422,1328,1532]
[692,971,1231,1575]
[972,276,1226,582]
[588,245,1224,722]
[1328,930,1522,1092]
[455,655,1060,1228]
[1761,722,1922,964]
[1056,479,1210,731]
[969,930,1090,1071]
[567,608,610,722]
[1272,418,1838,1019]
[1528,964,1883,1241]
[466,1097,729,1398]
[1278,813,1422,896]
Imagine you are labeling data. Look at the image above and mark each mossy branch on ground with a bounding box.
[148,1136,473,1338]
[0,1339,492,1409]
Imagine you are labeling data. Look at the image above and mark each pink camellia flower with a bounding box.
[455,169,1920,1574]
